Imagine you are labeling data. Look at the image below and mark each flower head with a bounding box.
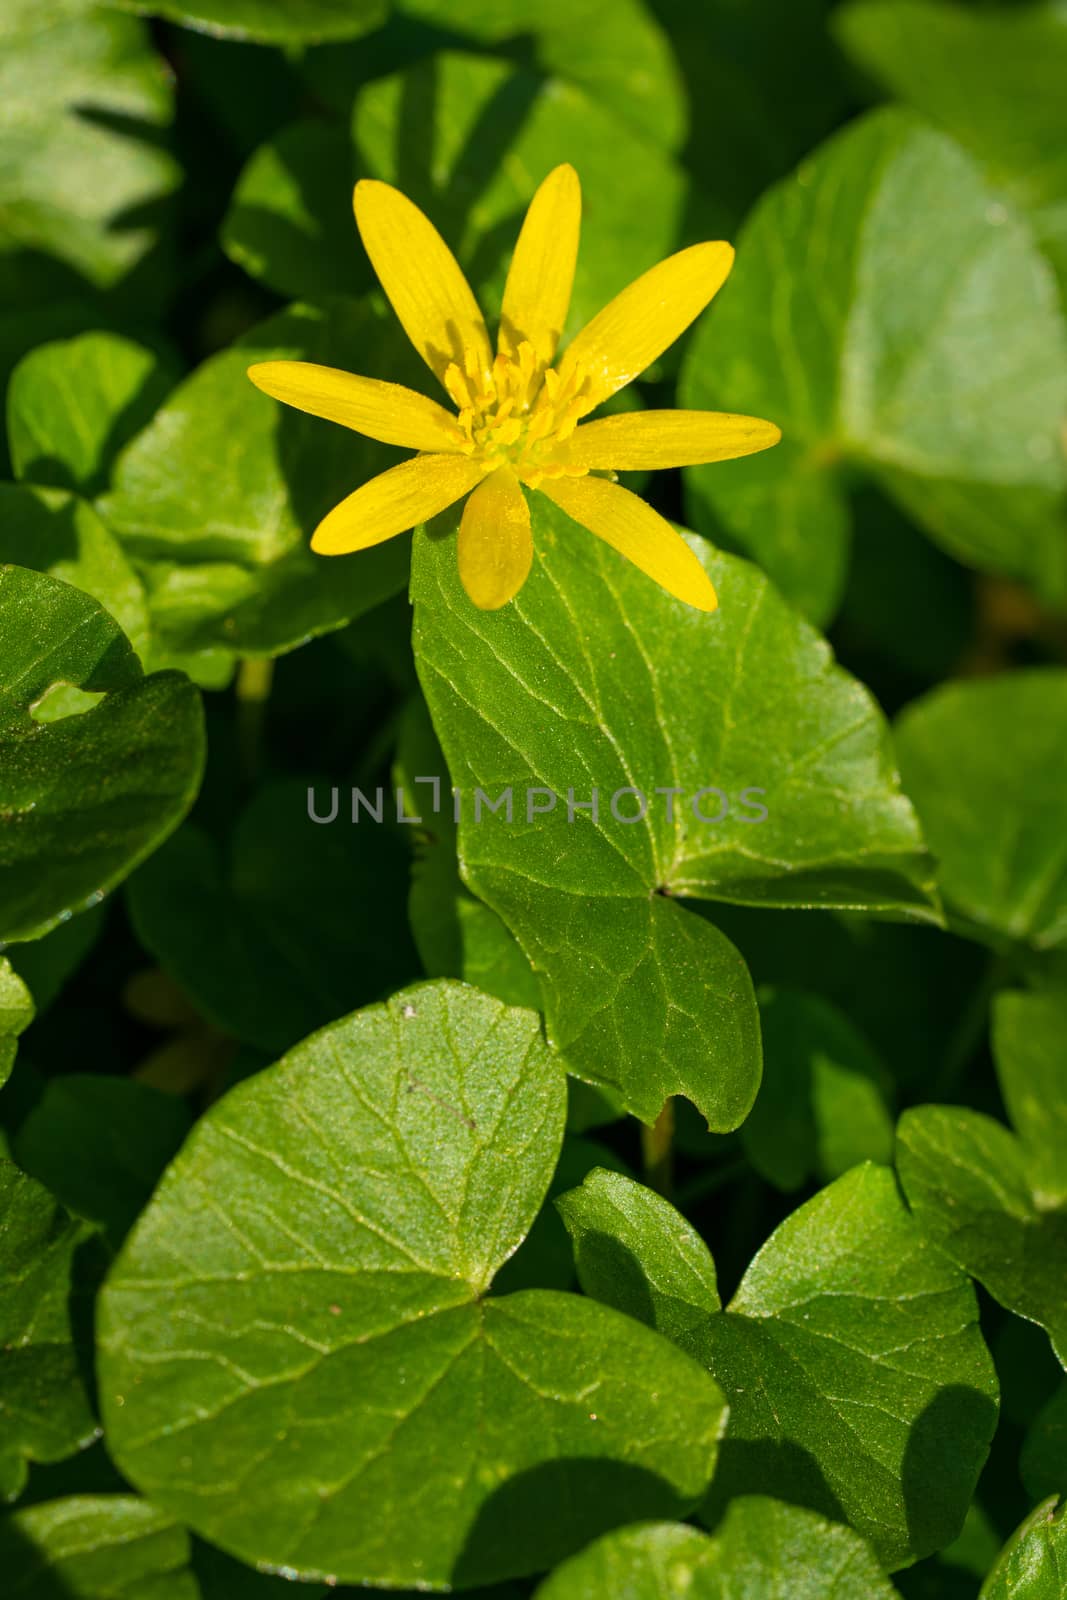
[248,165,780,612]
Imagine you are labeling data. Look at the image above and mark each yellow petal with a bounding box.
[247,361,466,452]
[559,241,735,412]
[499,164,581,368]
[311,454,488,556]
[568,409,781,470]
[541,475,718,612]
[457,467,533,609]
[353,179,493,389]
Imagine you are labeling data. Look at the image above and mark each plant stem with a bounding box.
[236,656,274,783]
[641,1097,675,1199]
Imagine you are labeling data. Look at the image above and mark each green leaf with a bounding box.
[7,333,180,498]
[895,670,1067,953]
[681,108,1067,624]
[0,959,34,1090]
[994,991,1067,1211]
[1023,1384,1067,1502]
[835,0,1067,295]
[979,1497,1067,1600]
[127,779,420,1056]
[397,0,687,152]
[700,1164,998,1568]
[395,696,541,1011]
[3,908,104,1017]
[411,501,936,1127]
[0,483,150,663]
[556,1169,719,1357]
[111,0,386,44]
[227,53,713,326]
[221,122,367,304]
[0,1159,98,1501]
[99,300,417,660]
[741,988,894,1192]
[98,981,727,1588]
[533,1496,903,1598]
[0,0,179,295]
[896,993,1067,1368]
[13,1077,191,1248]
[1,1494,198,1599]
[0,566,204,947]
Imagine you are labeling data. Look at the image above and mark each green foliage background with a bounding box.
[1,0,1066,1594]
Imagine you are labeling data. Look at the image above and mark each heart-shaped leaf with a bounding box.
[979,1498,1067,1600]
[412,501,936,1127]
[99,982,727,1589]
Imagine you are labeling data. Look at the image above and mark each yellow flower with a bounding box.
[247,165,780,612]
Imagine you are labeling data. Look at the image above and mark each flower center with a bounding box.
[444,340,592,488]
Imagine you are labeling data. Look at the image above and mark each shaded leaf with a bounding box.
[681,108,1067,624]
[99,300,417,660]
[110,0,385,43]
[741,987,894,1192]
[0,0,179,296]
[0,482,150,663]
[128,779,420,1056]
[556,1168,719,1356]
[1023,1385,1067,1502]
[8,332,180,498]
[1,1494,197,1600]
[895,671,1067,953]
[897,991,1067,1368]
[0,566,204,946]
[99,982,726,1588]
[836,0,1067,294]
[533,1495,903,1598]
[14,1077,191,1248]
[0,1160,98,1501]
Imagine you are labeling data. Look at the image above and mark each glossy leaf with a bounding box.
[895,671,1067,953]
[897,991,1067,1368]
[0,0,179,295]
[99,300,419,661]
[2,1494,197,1600]
[681,108,1067,624]
[534,1496,903,1598]
[741,987,894,1191]
[979,1498,1067,1600]
[128,779,420,1056]
[99,982,727,1588]
[412,498,936,1126]
[561,1161,997,1568]
[0,959,33,1090]
[8,332,180,498]
[0,1160,98,1500]
[836,0,1067,294]
[0,567,204,947]
[557,1169,719,1356]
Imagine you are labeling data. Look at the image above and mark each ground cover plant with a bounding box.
[1,0,1066,1595]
